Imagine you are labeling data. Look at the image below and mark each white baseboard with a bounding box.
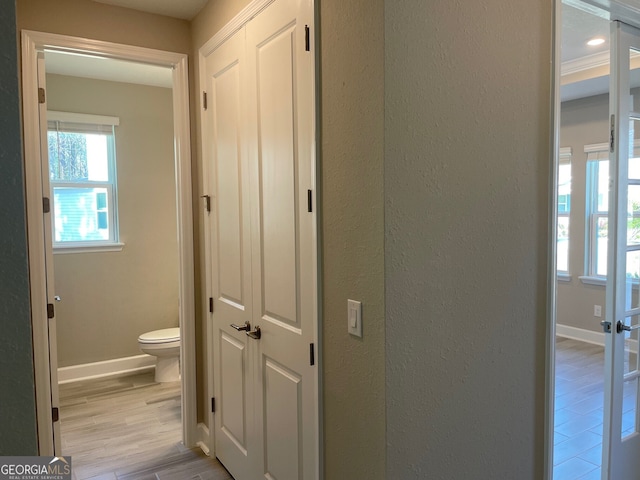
[58,354,155,384]
[556,324,605,346]
[196,423,210,456]
[556,323,638,353]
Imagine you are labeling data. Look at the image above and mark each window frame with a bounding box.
[47,111,123,253]
[583,143,610,282]
[581,141,640,285]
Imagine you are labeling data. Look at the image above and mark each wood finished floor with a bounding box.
[59,372,233,480]
[554,337,606,480]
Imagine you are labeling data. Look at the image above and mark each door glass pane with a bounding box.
[622,376,639,439]
[628,185,640,247]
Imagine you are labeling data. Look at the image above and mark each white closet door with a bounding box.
[245,0,318,478]
[204,27,257,480]
[202,1,318,478]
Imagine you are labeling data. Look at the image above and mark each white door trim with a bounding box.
[20,30,197,454]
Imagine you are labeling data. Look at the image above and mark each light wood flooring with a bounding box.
[59,372,233,480]
[554,337,606,480]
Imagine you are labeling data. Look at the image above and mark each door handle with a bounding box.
[617,320,640,333]
[246,326,261,340]
[231,321,251,332]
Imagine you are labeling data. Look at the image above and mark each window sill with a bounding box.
[579,275,606,287]
[557,273,572,283]
[53,242,125,255]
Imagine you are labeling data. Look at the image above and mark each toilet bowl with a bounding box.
[138,327,181,383]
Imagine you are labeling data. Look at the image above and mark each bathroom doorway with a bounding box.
[22,30,196,456]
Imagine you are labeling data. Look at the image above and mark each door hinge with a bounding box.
[610,114,615,153]
[211,397,216,413]
[201,194,211,213]
[310,343,315,366]
[43,197,50,214]
[305,25,310,52]
[38,87,46,104]
[209,297,214,313]
[307,189,313,212]
[52,407,59,422]
[203,91,208,110]
[47,303,55,319]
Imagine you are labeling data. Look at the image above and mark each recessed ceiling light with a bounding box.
[587,37,605,46]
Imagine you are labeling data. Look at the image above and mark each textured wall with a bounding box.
[385,1,551,478]
[46,74,179,367]
[0,0,38,455]
[319,0,386,478]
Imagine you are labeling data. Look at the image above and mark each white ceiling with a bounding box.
[45,50,173,88]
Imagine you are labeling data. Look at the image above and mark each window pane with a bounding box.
[630,156,640,180]
[598,160,610,212]
[48,131,109,182]
[53,187,109,242]
[558,163,571,213]
[557,216,569,272]
[596,216,608,277]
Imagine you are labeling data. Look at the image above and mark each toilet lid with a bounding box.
[138,327,180,344]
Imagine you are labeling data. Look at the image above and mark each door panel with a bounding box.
[264,357,302,480]
[219,332,248,451]
[215,65,246,308]
[246,0,317,478]
[604,19,640,479]
[256,24,300,327]
[205,28,255,480]
[38,52,62,454]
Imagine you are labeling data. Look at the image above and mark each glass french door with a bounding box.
[603,19,640,480]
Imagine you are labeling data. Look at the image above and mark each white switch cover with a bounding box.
[594,305,602,318]
[348,299,362,337]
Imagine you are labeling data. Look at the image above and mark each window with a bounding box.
[557,147,572,274]
[584,142,640,279]
[47,111,120,250]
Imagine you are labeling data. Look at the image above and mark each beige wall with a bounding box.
[191,0,386,477]
[46,74,178,366]
[318,1,386,478]
[17,0,190,54]
[384,0,550,478]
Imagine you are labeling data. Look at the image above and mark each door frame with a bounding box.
[21,30,197,455]
[197,0,321,472]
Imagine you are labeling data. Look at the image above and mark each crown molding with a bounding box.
[561,51,609,76]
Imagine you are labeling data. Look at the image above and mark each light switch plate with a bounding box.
[347,299,362,337]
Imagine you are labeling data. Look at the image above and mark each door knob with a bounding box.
[246,326,261,340]
[231,321,251,332]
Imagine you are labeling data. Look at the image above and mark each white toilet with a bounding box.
[138,327,181,383]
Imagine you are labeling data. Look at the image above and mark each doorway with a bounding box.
[553,2,640,478]
[21,30,196,456]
